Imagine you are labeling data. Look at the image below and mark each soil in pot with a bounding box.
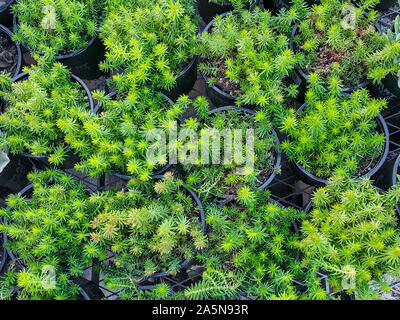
[201,57,241,98]
[0,34,18,75]
[291,22,373,91]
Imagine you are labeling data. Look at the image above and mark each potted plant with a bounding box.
[181,102,282,205]
[370,7,400,98]
[290,0,393,93]
[0,24,22,78]
[0,169,105,299]
[198,8,301,114]
[0,0,16,28]
[0,57,94,169]
[281,77,389,186]
[89,172,207,300]
[11,0,105,79]
[61,88,185,181]
[99,0,198,100]
[198,0,258,24]
[299,174,400,299]
[184,197,329,300]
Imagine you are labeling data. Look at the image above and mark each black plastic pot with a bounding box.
[209,106,282,190]
[380,73,400,99]
[0,154,32,198]
[13,16,105,80]
[55,36,105,80]
[375,20,400,99]
[0,217,7,275]
[290,22,372,94]
[198,0,257,24]
[100,91,176,180]
[8,72,95,169]
[0,24,22,78]
[376,154,400,190]
[165,56,198,101]
[200,13,240,107]
[291,103,390,187]
[0,0,15,28]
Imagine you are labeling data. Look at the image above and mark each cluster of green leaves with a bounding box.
[209,0,254,6]
[198,7,302,115]
[12,0,103,55]
[293,0,390,87]
[368,14,400,86]
[297,174,400,299]
[89,173,207,299]
[184,197,329,300]
[0,57,91,164]
[59,88,185,179]
[182,104,279,205]
[281,75,386,179]
[99,0,198,92]
[0,170,104,300]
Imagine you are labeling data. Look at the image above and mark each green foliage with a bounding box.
[0,170,104,300]
[0,271,16,300]
[90,173,207,296]
[293,0,389,87]
[198,8,302,115]
[182,107,279,204]
[61,88,185,179]
[0,57,91,164]
[186,197,323,300]
[99,0,198,91]
[12,0,103,55]
[368,15,400,86]
[281,77,386,179]
[298,175,400,299]
[184,268,243,300]
[209,0,254,6]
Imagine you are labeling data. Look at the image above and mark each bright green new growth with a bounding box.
[198,8,301,114]
[183,105,279,205]
[12,0,103,55]
[90,173,207,299]
[209,0,254,6]
[281,75,386,179]
[60,89,185,179]
[0,170,104,300]
[293,0,389,87]
[99,0,198,92]
[185,199,328,300]
[298,175,400,299]
[368,14,400,87]
[0,57,91,164]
